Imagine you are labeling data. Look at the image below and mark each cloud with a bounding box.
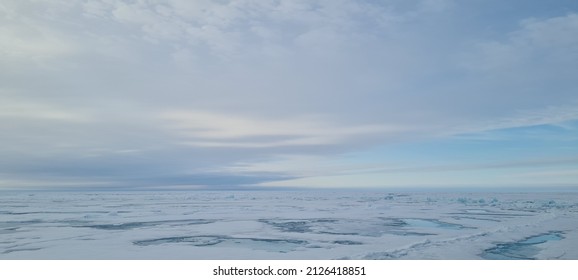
[0,176,114,190]
[71,0,453,59]
[258,156,578,189]
[161,110,400,148]
[0,97,90,122]
[443,104,578,137]
[461,13,578,72]
[1,1,577,189]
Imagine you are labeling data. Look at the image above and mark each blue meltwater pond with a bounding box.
[401,219,463,229]
[481,232,564,260]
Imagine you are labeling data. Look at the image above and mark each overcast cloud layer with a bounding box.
[1,0,578,190]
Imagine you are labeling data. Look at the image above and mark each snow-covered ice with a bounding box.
[0,191,577,259]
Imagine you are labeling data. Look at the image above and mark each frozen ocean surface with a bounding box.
[0,191,577,259]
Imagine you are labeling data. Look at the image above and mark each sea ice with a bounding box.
[0,191,577,259]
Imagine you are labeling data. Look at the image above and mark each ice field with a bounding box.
[1,191,577,259]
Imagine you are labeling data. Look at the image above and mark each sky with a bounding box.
[1,0,578,191]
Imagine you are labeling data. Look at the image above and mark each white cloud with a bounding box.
[461,13,578,71]
[0,21,77,62]
[418,0,453,13]
[69,0,449,59]
[257,155,578,188]
[162,110,400,148]
[1,1,577,189]
[444,104,578,136]
[0,1,84,59]
[0,97,90,122]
